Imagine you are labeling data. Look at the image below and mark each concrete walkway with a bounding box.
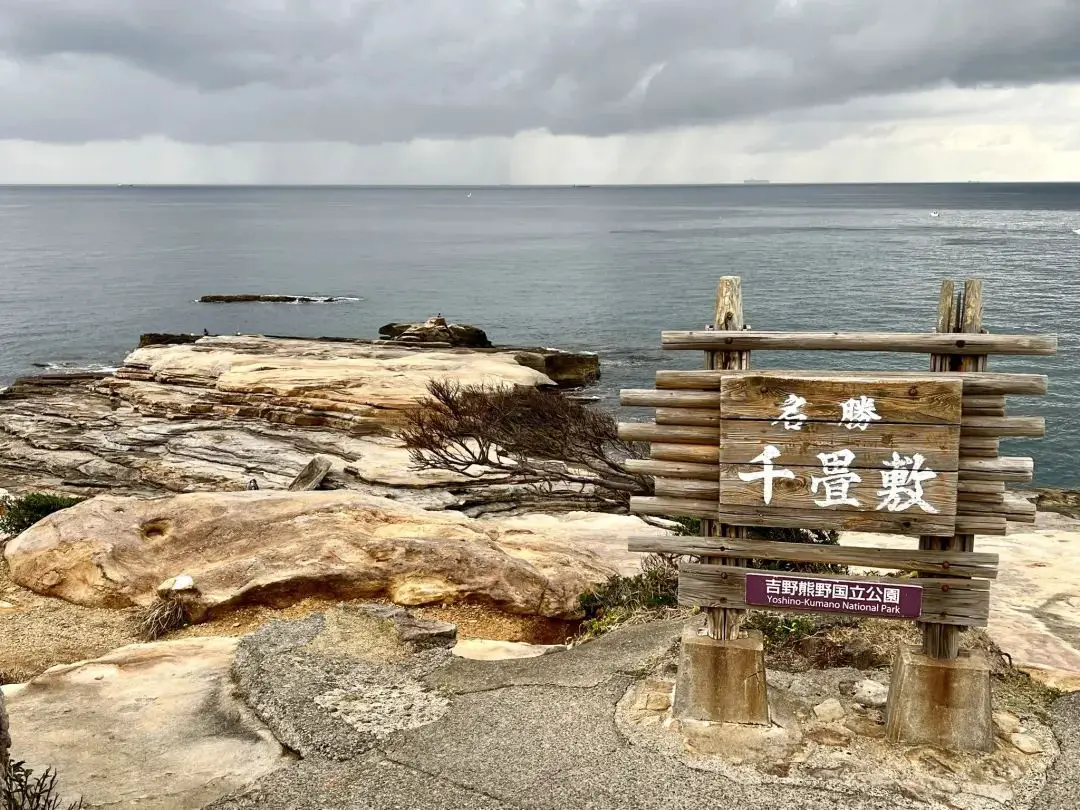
[207,617,1080,810]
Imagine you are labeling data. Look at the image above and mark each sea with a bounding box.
[0,184,1077,486]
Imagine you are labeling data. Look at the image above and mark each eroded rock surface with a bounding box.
[0,334,598,499]
[4,490,625,619]
[231,605,456,760]
[1,637,290,810]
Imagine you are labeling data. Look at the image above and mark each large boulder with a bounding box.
[379,317,492,348]
[3,491,633,620]
[1,637,290,810]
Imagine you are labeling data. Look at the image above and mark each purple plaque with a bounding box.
[744,572,923,619]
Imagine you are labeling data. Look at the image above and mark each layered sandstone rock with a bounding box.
[0,334,597,499]
[3,491,643,619]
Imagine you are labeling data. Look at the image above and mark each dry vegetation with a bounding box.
[401,381,652,511]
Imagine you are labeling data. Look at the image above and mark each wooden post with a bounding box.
[702,276,750,640]
[921,278,983,659]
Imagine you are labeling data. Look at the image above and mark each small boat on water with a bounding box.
[930,210,940,217]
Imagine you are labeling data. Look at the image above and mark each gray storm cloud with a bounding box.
[1,0,1079,145]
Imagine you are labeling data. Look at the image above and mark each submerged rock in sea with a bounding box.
[3,490,635,619]
[197,294,352,303]
[379,316,492,348]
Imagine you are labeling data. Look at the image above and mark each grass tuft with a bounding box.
[136,596,190,642]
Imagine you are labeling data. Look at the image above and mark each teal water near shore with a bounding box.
[0,184,1077,485]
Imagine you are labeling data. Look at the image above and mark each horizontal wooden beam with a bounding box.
[654,369,1048,396]
[654,477,718,500]
[677,563,990,627]
[632,457,1031,484]
[655,407,720,427]
[958,456,1033,482]
[628,536,999,578]
[956,493,1036,520]
[961,396,1006,413]
[630,497,1010,535]
[661,330,1057,356]
[631,497,957,536]
[960,416,1045,438]
[650,443,719,463]
[620,389,723,409]
[619,422,716,445]
[957,491,1005,505]
[630,495,716,520]
[624,388,1007,414]
[958,480,1005,495]
[955,515,1009,534]
[624,458,718,479]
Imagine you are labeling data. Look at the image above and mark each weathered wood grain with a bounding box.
[620,388,724,408]
[959,416,1045,437]
[720,374,963,425]
[959,438,1000,459]
[954,515,1008,535]
[661,330,1057,356]
[718,421,960,470]
[630,495,716,520]
[629,496,1004,535]
[654,477,719,499]
[957,480,1005,495]
[956,493,1035,518]
[650,442,719,463]
[630,458,1023,484]
[655,369,1048,396]
[656,407,721,427]
[618,421,717,445]
[719,467,959,517]
[961,396,1006,413]
[957,456,1033,482]
[627,536,1000,578]
[677,564,991,626]
[717,502,955,535]
[702,275,752,641]
[624,458,719,479]
[957,491,1005,505]
[923,278,970,659]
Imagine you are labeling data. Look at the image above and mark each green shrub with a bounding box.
[2,760,84,810]
[0,494,83,540]
[576,554,682,640]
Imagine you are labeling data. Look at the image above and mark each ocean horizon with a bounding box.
[1,182,1076,485]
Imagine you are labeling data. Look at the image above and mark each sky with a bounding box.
[2,0,1080,184]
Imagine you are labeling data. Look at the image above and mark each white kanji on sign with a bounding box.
[876,451,938,514]
[738,445,796,505]
[838,395,882,431]
[771,394,808,431]
[810,449,862,507]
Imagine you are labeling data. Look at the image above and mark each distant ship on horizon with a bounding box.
[743,179,771,185]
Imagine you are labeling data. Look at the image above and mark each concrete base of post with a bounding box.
[885,643,993,752]
[673,621,769,725]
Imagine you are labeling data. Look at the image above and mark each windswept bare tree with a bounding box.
[400,381,653,511]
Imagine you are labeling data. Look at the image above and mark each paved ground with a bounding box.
[205,617,1079,810]
[1032,692,1080,810]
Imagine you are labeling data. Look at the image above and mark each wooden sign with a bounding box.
[717,373,962,536]
[744,572,924,619]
